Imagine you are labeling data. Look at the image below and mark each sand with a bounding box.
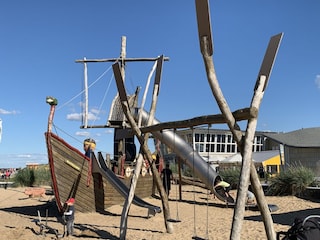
[0,185,319,240]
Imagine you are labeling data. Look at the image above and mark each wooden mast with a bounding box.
[83,57,88,128]
[117,36,126,175]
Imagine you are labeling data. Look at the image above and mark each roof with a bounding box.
[219,150,279,163]
[263,127,320,147]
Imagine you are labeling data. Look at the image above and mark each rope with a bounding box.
[191,127,197,238]
[52,123,82,144]
[91,71,114,126]
[56,63,114,111]
[51,123,105,154]
[173,128,181,222]
[205,124,211,240]
[48,61,118,158]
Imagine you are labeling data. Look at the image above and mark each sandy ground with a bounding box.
[0,185,319,240]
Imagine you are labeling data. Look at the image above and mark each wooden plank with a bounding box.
[195,0,213,56]
[154,55,164,85]
[255,33,283,91]
[140,107,257,133]
[112,62,128,102]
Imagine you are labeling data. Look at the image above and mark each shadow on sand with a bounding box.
[0,198,161,239]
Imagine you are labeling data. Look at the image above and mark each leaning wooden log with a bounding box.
[113,62,173,239]
[80,107,258,130]
[231,76,275,240]
[139,107,257,133]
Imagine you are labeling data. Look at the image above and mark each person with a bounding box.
[258,166,265,178]
[246,190,255,205]
[83,138,96,158]
[214,177,231,198]
[63,198,75,236]
[161,163,173,196]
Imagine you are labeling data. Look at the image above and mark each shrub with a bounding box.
[13,165,51,187]
[182,165,194,177]
[266,164,315,196]
[34,165,51,186]
[219,168,241,189]
[13,168,35,187]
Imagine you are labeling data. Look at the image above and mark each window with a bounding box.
[226,134,237,153]
[195,134,199,142]
[205,143,210,152]
[252,135,264,152]
[210,144,215,152]
[216,134,226,153]
[206,134,211,142]
[199,143,204,152]
[199,134,205,142]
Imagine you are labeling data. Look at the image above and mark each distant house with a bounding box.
[157,126,320,176]
[175,128,270,162]
[26,162,40,170]
[218,150,281,176]
[159,128,277,171]
[263,127,320,176]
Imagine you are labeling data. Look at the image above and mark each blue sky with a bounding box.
[0,1,319,168]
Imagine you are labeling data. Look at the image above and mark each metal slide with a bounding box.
[91,153,162,215]
[137,109,235,204]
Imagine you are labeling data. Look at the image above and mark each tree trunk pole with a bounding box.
[231,76,275,240]
[200,36,275,240]
[116,58,173,238]
[118,36,126,175]
[119,101,173,235]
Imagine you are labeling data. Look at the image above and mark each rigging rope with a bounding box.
[191,127,197,238]
[51,123,106,154]
[205,124,211,240]
[173,128,181,222]
[91,72,114,126]
[56,63,114,111]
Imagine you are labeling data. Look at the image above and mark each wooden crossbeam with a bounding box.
[80,107,257,131]
[75,57,169,63]
[139,107,257,133]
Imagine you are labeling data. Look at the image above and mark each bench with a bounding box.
[0,182,14,189]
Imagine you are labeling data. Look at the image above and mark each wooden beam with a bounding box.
[195,0,213,56]
[79,107,257,131]
[75,57,170,63]
[112,62,128,102]
[255,33,283,91]
[140,107,257,133]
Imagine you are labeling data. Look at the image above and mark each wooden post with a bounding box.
[106,153,110,169]
[113,57,173,239]
[118,36,127,175]
[177,156,182,201]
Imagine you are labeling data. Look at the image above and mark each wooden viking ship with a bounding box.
[45,96,160,214]
[45,130,159,213]
[45,130,96,213]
